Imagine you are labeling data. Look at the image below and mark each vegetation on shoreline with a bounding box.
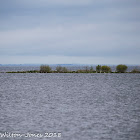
[3,64,140,73]
[116,64,128,73]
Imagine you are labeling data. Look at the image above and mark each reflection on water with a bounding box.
[0,73,140,140]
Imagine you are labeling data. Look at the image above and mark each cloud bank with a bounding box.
[0,0,140,64]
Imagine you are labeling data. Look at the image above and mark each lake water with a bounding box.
[0,73,140,140]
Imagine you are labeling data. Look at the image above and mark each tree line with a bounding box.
[5,64,140,73]
[39,64,140,73]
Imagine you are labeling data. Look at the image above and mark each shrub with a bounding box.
[40,65,52,73]
[101,65,111,73]
[116,64,128,73]
[56,66,62,72]
[77,69,84,73]
[131,69,140,73]
[89,66,95,72]
[56,66,68,73]
[76,66,95,73]
[96,65,101,73]
[84,66,89,72]
[83,66,93,73]
[85,66,95,73]
[62,67,68,73]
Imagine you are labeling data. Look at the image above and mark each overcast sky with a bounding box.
[0,0,140,64]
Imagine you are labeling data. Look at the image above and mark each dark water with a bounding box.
[0,73,140,140]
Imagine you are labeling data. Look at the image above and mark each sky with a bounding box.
[0,0,140,64]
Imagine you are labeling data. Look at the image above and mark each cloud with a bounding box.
[0,55,140,65]
[1,0,138,8]
[0,22,139,57]
[0,0,93,10]
[0,0,140,64]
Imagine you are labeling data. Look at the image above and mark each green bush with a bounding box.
[96,65,101,73]
[116,64,128,73]
[101,65,111,73]
[40,65,52,73]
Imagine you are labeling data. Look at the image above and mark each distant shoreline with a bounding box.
[3,72,140,73]
[0,64,140,73]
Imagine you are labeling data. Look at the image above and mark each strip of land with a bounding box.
[3,65,140,73]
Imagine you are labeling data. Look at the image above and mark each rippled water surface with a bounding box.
[0,73,140,140]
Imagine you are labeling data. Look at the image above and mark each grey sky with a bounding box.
[0,0,140,64]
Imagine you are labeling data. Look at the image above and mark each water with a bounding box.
[0,73,140,140]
